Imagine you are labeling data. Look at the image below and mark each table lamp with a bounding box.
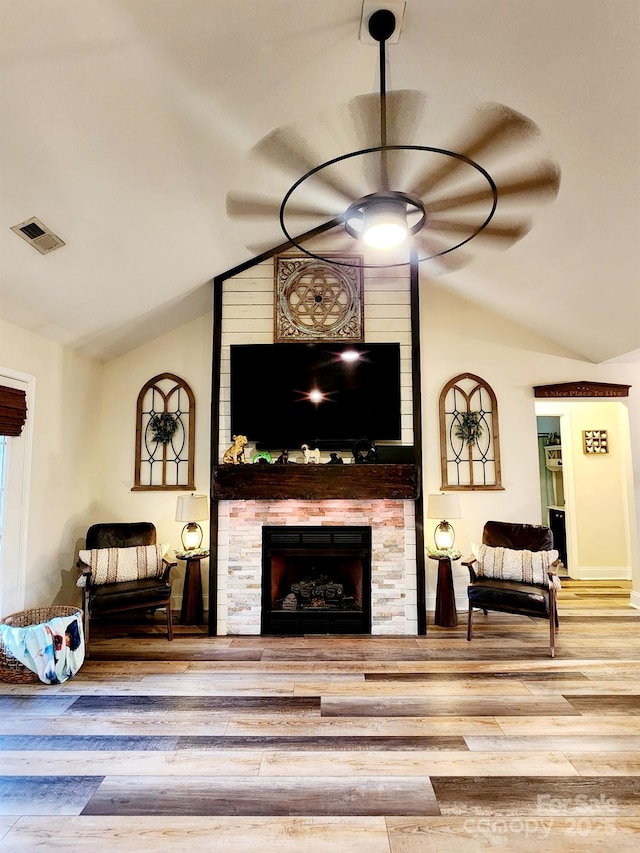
[427,493,462,550]
[175,493,208,550]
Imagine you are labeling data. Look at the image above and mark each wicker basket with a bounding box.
[0,606,82,684]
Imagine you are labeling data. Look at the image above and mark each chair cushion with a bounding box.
[477,544,560,589]
[89,577,172,612]
[79,544,169,585]
[468,578,550,618]
[483,520,554,551]
[86,522,157,550]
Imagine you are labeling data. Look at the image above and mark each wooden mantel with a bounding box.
[534,381,631,398]
[212,463,420,501]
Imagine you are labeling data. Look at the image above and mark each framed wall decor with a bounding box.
[275,254,364,342]
[439,373,503,490]
[133,372,195,490]
[583,430,608,454]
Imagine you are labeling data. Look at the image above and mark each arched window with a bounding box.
[133,373,195,491]
[439,373,503,490]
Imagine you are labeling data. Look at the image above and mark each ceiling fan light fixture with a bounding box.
[229,6,559,270]
[361,198,408,249]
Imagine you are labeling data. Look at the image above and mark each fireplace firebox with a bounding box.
[261,526,372,635]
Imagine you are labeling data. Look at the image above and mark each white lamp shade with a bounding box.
[427,493,461,520]
[175,493,209,523]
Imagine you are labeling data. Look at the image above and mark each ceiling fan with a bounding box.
[227,8,561,270]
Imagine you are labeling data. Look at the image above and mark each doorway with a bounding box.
[0,370,32,616]
[535,399,636,583]
[536,415,568,574]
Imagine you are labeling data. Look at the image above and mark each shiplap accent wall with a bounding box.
[215,253,417,635]
[217,257,413,462]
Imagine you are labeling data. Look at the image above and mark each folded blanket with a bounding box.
[0,610,85,684]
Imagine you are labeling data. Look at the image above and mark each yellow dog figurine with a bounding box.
[223,434,248,464]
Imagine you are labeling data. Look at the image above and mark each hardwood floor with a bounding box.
[2,579,640,851]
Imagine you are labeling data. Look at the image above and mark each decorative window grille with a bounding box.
[439,373,503,490]
[133,373,195,491]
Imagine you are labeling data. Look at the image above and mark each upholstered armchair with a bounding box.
[462,520,561,657]
[77,522,176,655]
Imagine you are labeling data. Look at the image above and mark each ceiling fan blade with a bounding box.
[410,103,542,199]
[412,231,472,274]
[226,192,331,220]
[303,223,355,250]
[349,89,427,190]
[425,161,561,214]
[387,90,428,146]
[246,238,285,257]
[349,89,427,147]
[247,216,346,258]
[427,217,532,243]
[250,124,360,206]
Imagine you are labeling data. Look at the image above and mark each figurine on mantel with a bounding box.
[301,444,321,464]
[222,433,248,464]
[352,438,378,464]
[275,449,290,465]
[327,452,343,464]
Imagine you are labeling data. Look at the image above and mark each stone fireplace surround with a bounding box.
[216,498,418,635]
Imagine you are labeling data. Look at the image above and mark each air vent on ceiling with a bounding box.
[10,217,65,254]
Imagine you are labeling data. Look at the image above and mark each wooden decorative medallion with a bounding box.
[275,254,363,342]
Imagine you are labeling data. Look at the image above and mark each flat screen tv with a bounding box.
[229,342,402,449]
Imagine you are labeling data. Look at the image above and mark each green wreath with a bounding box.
[454,411,484,446]
[148,412,178,444]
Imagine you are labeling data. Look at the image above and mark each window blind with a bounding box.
[0,385,27,436]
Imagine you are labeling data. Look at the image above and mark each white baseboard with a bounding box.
[573,566,632,581]
[629,590,640,611]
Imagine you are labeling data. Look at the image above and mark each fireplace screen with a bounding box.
[262,527,372,635]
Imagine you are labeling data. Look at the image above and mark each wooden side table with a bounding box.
[178,552,208,625]
[429,554,460,628]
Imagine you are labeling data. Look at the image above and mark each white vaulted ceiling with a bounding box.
[1,0,638,362]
